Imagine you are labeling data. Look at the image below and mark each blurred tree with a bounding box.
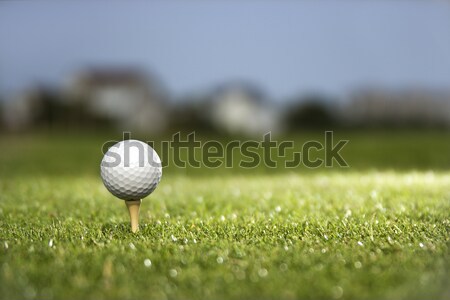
[1,85,116,131]
[284,94,337,130]
[169,95,218,134]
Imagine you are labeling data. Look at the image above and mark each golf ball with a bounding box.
[100,140,162,201]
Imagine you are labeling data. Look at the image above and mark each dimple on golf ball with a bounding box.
[100,140,162,201]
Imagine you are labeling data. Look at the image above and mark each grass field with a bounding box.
[0,131,449,299]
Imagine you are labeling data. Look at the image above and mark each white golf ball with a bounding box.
[100,140,162,201]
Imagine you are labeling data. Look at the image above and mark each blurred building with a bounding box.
[3,69,450,133]
[170,82,282,136]
[65,68,169,133]
[343,89,450,127]
[207,82,282,136]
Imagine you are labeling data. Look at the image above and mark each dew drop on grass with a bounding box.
[217,257,224,264]
[332,286,343,299]
[129,243,136,250]
[258,268,268,277]
[144,259,152,268]
[315,264,324,271]
[345,210,352,218]
[419,243,424,248]
[357,241,364,247]
[354,261,362,269]
[169,269,178,277]
[275,206,281,213]
[375,203,385,212]
[48,239,53,248]
[171,235,177,242]
[4,242,8,249]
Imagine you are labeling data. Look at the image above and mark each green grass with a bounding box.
[1,129,450,177]
[0,131,449,299]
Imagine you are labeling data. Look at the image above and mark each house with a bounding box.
[65,68,169,133]
[207,82,281,136]
[343,89,450,127]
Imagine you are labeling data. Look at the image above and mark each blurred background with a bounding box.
[0,1,449,175]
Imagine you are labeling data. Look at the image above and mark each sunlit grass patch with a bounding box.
[1,171,449,299]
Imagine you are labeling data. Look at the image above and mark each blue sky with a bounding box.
[1,1,450,100]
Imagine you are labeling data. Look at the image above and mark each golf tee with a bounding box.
[125,200,141,233]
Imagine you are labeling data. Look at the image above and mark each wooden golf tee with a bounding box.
[125,200,141,233]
